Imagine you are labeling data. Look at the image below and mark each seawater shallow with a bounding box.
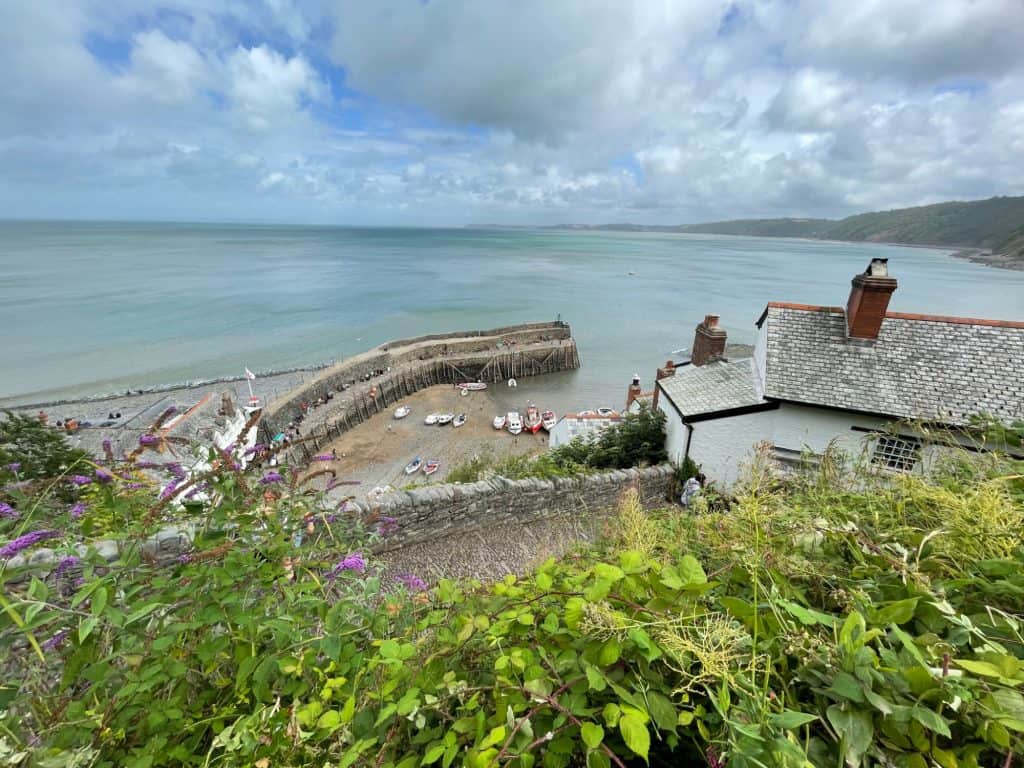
[1,221,1022,410]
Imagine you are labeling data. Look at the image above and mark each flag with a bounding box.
[245,367,256,380]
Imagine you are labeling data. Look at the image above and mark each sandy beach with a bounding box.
[316,384,549,500]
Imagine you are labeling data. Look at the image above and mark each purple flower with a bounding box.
[260,471,284,485]
[165,463,186,481]
[94,468,113,484]
[243,444,266,456]
[160,481,179,501]
[376,516,399,537]
[41,629,70,652]
[70,475,92,486]
[69,502,87,518]
[54,556,80,579]
[394,572,427,592]
[0,529,60,559]
[6,462,21,473]
[314,454,334,462]
[328,552,366,577]
[102,438,112,452]
[177,553,193,564]
[138,434,160,447]
[125,482,145,490]
[0,502,18,520]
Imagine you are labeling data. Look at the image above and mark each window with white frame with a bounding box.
[871,435,921,472]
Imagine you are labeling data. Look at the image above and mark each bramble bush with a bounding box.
[1,416,1023,767]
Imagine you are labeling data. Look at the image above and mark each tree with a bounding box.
[0,411,90,486]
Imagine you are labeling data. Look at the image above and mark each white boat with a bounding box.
[492,415,506,430]
[456,382,487,391]
[404,456,423,474]
[423,459,440,476]
[424,413,439,425]
[541,410,557,431]
[436,413,455,425]
[507,412,523,435]
[596,407,619,418]
[577,409,597,417]
[453,413,467,428]
[394,405,411,419]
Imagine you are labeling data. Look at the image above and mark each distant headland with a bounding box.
[481,195,1024,271]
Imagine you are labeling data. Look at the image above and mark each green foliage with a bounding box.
[0,411,89,491]
[2,419,1023,767]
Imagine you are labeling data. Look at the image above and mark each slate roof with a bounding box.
[658,358,764,417]
[759,303,1024,426]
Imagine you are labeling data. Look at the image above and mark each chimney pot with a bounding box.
[691,314,728,366]
[846,260,898,341]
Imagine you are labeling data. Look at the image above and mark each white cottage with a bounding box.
[654,259,1024,487]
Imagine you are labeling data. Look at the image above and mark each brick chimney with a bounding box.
[651,361,676,410]
[846,258,897,341]
[691,314,727,366]
[625,373,643,411]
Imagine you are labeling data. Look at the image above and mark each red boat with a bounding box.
[524,404,543,434]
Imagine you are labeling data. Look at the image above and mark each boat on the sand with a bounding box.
[453,413,467,428]
[424,413,439,425]
[394,405,411,419]
[577,409,597,417]
[524,404,543,434]
[507,412,523,435]
[492,414,506,430]
[436,413,455,425]
[423,459,440,476]
[596,407,619,418]
[541,410,557,431]
[456,382,487,391]
[404,456,423,474]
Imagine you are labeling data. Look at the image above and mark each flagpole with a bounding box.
[245,368,256,405]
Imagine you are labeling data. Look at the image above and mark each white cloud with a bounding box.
[226,45,325,132]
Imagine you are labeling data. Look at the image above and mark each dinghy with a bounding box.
[541,410,557,431]
[453,413,467,428]
[404,456,423,474]
[436,413,454,425]
[524,404,543,434]
[394,405,411,419]
[596,407,619,418]
[423,459,440,476]
[507,412,523,435]
[492,414,506,430]
[424,413,439,425]
[456,382,487,391]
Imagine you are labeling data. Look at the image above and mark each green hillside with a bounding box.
[679,217,832,238]
[821,196,1024,248]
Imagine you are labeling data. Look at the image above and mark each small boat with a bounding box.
[404,457,423,474]
[394,406,411,419]
[541,410,557,431]
[577,410,597,417]
[423,459,440,476]
[507,378,517,388]
[424,413,439,425]
[453,413,467,428]
[596,407,619,418]
[456,382,487,391]
[524,404,543,434]
[507,412,523,435]
[436,413,455,425]
[492,415,506,430]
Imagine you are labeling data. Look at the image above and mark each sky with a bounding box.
[2,1,1023,226]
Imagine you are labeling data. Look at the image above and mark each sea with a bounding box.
[2,220,1023,410]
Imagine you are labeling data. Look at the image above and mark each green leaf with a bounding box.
[317,710,342,731]
[618,550,645,572]
[593,563,624,584]
[870,598,919,625]
[598,639,620,666]
[565,598,585,629]
[340,696,356,724]
[827,671,866,703]
[581,722,604,750]
[91,586,108,616]
[955,659,1006,679]
[587,751,610,768]
[645,691,677,732]
[585,664,607,692]
[777,599,836,627]
[536,572,553,591]
[78,616,99,643]
[826,706,873,764]
[677,555,706,587]
[422,743,445,765]
[768,710,818,730]
[602,703,620,727]
[910,706,951,738]
[619,714,650,762]
[480,726,505,749]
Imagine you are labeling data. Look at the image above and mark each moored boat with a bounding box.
[507,412,523,435]
[596,407,619,418]
[394,405,411,419]
[424,413,439,425]
[456,382,487,391]
[453,413,467,428]
[524,404,542,434]
[436,413,455,425]
[541,410,557,431]
[404,456,423,474]
[423,459,440,476]
[492,414,506,430]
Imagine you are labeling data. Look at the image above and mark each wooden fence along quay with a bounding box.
[258,321,580,463]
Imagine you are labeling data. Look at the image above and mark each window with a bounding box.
[871,436,921,472]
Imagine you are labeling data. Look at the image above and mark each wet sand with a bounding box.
[318,384,549,500]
